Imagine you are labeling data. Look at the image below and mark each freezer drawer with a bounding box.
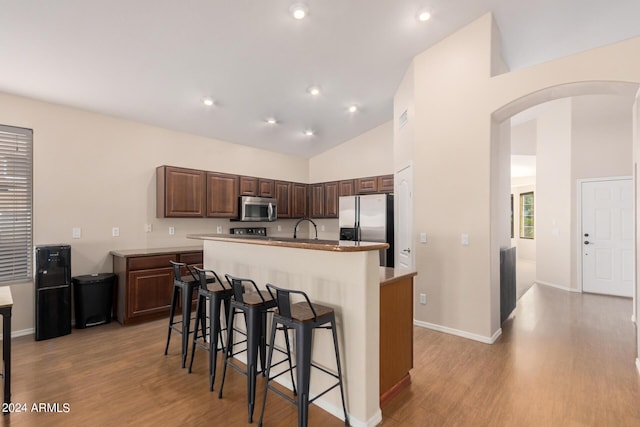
[35,285,71,341]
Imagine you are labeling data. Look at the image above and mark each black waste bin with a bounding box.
[72,273,116,328]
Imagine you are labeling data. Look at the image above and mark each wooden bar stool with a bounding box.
[164,261,200,368]
[188,267,233,391]
[258,284,349,427]
[218,274,294,423]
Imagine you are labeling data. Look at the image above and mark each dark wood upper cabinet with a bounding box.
[339,180,355,197]
[206,172,239,218]
[309,183,325,218]
[291,183,308,218]
[355,176,378,194]
[324,181,339,218]
[156,166,206,218]
[239,176,258,196]
[258,179,275,197]
[378,174,394,193]
[275,181,291,218]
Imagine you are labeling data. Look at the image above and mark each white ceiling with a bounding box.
[1,1,639,158]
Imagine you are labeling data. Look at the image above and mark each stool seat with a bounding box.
[286,302,333,322]
[242,290,274,306]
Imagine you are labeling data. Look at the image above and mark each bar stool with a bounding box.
[218,274,294,423]
[188,267,233,391]
[258,284,349,427]
[164,261,201,368]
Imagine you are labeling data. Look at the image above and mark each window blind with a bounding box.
[0,125,33,283]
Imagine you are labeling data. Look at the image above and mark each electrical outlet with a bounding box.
[277,225,282,232]
[216,226,223,234]
[169,226,175,235]
[144,224,153,233]
[461,233,469,246]
[72,227,81,239]
[419,293,426,305]
[321,225,326,232]
[112,227,119,237]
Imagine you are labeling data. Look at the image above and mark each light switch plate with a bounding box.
[461,233,469,246]
[72,227,81,239]
[144,224,153,233]
[112,227,120,237]
[420,232,427,243]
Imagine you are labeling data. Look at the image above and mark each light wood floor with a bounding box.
[4,283,640,426]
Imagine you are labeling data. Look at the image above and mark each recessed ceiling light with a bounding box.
[304,129,314,136]
[203,98,214,106]
[348,105,358,113]
[417,9,431,22]
[308,86,320,96]
[290,3,309,20]
[266,118,277,124]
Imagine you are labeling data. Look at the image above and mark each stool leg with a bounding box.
[164,285,179,355]
[218,307,236,399]
[295,323,313,427]
[282,326,297,396]
[188,294,204,374]
[258,316,279,427]
[246,307,262,423]
[181,284,195,368]
[209,295,222,391]
[330,318,349,426]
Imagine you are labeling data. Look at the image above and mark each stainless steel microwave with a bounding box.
[238,196,277,222]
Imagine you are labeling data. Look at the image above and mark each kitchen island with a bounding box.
[188,233,388,427]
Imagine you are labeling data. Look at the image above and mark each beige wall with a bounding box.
[396,12,640,342]
[0,91,309,334]
[308,121,393,183]
[536,99,572,289]
[0,90,394,334]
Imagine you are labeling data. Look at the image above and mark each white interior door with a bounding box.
[395,165,413,272]
[582,178,633,297]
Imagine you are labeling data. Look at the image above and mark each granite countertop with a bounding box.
[187,233,389,252]
[109,245,204,258]
[379,267,417,286]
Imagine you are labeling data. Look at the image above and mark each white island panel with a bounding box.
[202,239,382,427]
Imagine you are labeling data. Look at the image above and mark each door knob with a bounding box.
[584,241,590,245]
[402,248,411,253]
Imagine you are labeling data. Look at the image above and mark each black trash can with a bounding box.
[72,273,116,328]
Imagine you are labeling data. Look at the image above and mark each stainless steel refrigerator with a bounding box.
[339,194,394,267]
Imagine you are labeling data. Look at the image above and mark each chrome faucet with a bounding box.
[293,217,318,240]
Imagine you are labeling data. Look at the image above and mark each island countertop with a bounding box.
[187,233,389,252]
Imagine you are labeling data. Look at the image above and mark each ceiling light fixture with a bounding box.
[266,118,277,124]
[417,9,431,22]
[290,3,309,20]
[348,105,358,113]
[304,129,314,136]
[308,86,320,96]
[203,98,214,106]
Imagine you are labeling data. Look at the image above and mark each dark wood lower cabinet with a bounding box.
[112,249,203,325]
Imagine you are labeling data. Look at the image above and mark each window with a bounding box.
[0,125,33,283]
[510,194,514,238]
[520,191,534,239]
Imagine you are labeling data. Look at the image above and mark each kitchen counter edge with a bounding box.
[188,233,388,252]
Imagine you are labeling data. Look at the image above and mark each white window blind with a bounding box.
[0,125,33,283]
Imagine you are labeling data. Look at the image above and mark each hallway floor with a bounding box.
[381,284,640,426]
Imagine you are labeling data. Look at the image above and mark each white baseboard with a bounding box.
[0,328,34,341]
[414,319,502,344]
[535,280,580,293]
[636,358,640,375]
[632,314,636,324]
